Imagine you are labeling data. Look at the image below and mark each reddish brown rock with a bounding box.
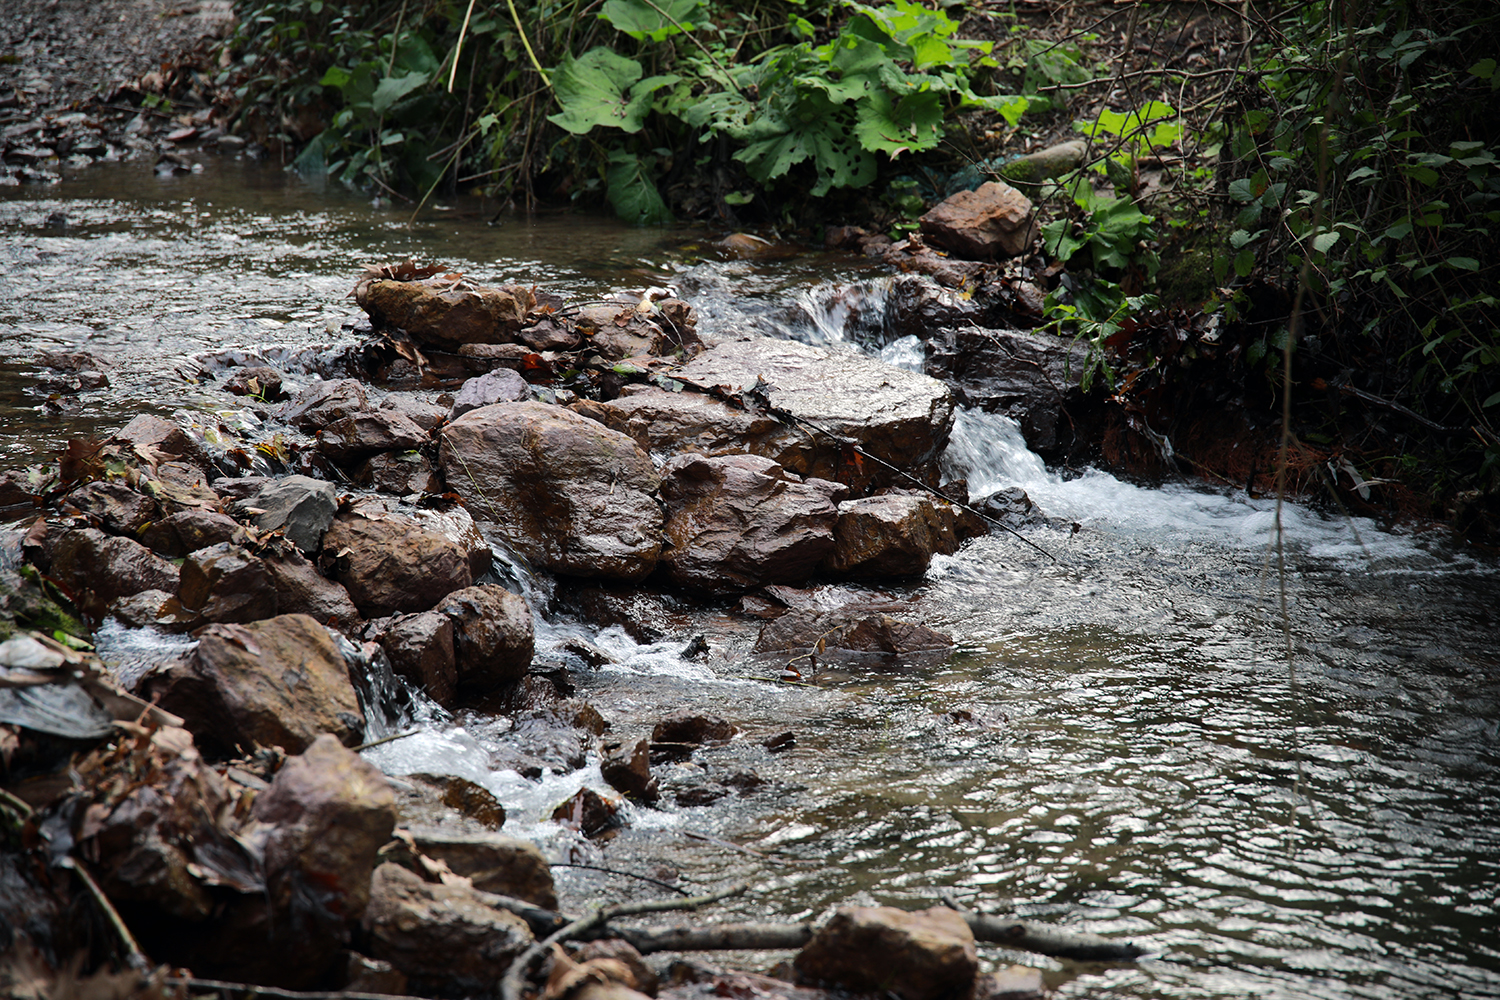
[361,862,534,991]
[582,385,808,468]
[822,494,944,579]
[659,454,843,594]
[139,613,364,754]
[434,584,533,692]
[111,413,213,474]
[407,832,557,909]
[64,479,158,534]
[262,547,363,632]
[438,402,662,581]
[49,527,179,617]
[601,738,658,803]
[356,450,441,495]
[223,364,286,400]
[755,611,953,662]
[551,787,621,838]
[141,509,249,557]
[372,610,456,705]
[145,460,221,511]
[356,275,537,349]
[651,712,738,762]
[794,905,977,1000]
[322,512,473,617]
[919,180,1039,260]
[177,543,278,624]
[278,379,370,432]
[317,409,428,462]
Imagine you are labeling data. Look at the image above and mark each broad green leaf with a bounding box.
[600,0,701,43]
[1447,256,1480,270]
[1483,390,1500,408]
[1040,218,1083,262]
[606,152,673,225]
[853,90,943,157]
[1311,231,1340,253]
[548,49,671,134]
[320,66,353,88]
[1234,248,1255,277]
[371,71,429,115]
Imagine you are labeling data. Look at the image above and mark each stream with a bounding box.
[3,161,1499,1000]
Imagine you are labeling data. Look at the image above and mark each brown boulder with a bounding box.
[144,460,221,511]
[355,450,441,495]
[362,863,534,991]
[551,787,621,838]
[111,413,212,474]
[582,385,808,468]
[262,547,363,631]
[822,494,944,579]
[49,527,179,617]
[177,543,279,624]
[371,610,456,705]
[356,275,537,349]
[223,364,286,400]
[317,409,428,462]
[64,479,158,534]
[407,832,557,909]
[278,379,370,432]
[438,402,662,581]
[919,180,1039,260]
[601,738,658,803]
[659,454,843,594]
[755,611,953,663]
[794,905,977,1000]
[140,613,364,754]
[435,584,534,692]
[322,512,473,617]
[140,509,248,557]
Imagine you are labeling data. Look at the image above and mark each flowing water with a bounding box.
[4,162,1499,999]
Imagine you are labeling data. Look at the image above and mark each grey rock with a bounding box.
[244,475,337,554]
[449,368,529,421]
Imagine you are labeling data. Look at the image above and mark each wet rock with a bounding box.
[651,712,738,762]
[139,613,364,755]
[407,832,557,908]
[317,409,428,463]
[439,402,663,581]
[111,413,213,475]
[251,735,396,959]
[822,494,944,579]
[370,610,456,706]
[64,479,158,534]
[361,862,534,991]
[402,774,508,830]
[755,611,953,661]
[144,460,221,511]
[278,378,370,432]
[344,953,408,995]
[435,584,534,692]
[491,714,592,777]
[919,180,1039,260]
[378,393,448,431]
[601,738,659,803]
[923,328,1088,457]
[49,527,179,617]
[551,787,621,838]
[356,275,537,350]
[322,511,472,617]
[107,588,178,628]
[556,583,696,643]
[410,503,494,581]
[450,368,529,420]
[575,940,659,996]
[223,365,286,401]
[516,316,582,352]
[675,782,729,807]
[583,385,810,468]
[177,543,278,624]
[972,965,1048,999]
[677,339,954,491]
[240,475,338,554]
[763,731,796,753]
[794,905,977,1000]
[659,454,843,594]
[262,547,363,632]
[662,967,833,1000]
[355,450,441,496]
[214,475,275,505]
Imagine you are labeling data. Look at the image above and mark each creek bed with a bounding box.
[4,161,1498,1000]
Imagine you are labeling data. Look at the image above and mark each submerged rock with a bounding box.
[659,454,843,594]
[676,339,954,491]
[140,613,364,754]
[795,905,977,1000]
[438,402,662,581]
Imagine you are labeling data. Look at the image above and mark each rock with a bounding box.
[756,610,952,659]
[435,584,534,692]
[177,543,278,623]
[355,276,537,350]
[361,862,534,992]
[343,953,408,995]
[355,450,441,495]
[252,735,396,958]
[107,588,178,628]
[64,479,158,534]
[111,414,212,474]
[410,504,494,581]
[139,614,364,754]
[450,368,529,420]
[551,787,621,838]
[575,940,658,996]
[601,738,658,803]
[317,410,428,462]
[651,712,737,762]
[919,180,1039,260]
[223,364,286,401]
[403,774,508,830]
[675,783,728,807]
[794,905,977,1000]
[143,460,221,511]
[241,475,338,554]
[659,454,843,594]
[822,494,944,579]
[278,378,370,432]
[582,385,810,469]
[262,547,363,632]
[574,297,703,362]
[378,394,448,431]
[922,327,1089,457]
[996,139,1087,186]
[371,610,456,705]
[555,583,696,643]
[407,832,557,909]
[48,527,179,617]
[322,512,472,617]
[438,402,662,581]
[515,316,581,352]
[972,965,1048,999]
[677,339,954,491]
